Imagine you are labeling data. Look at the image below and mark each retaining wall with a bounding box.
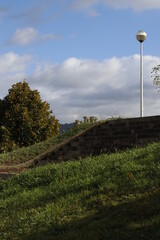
[36,115,160,164]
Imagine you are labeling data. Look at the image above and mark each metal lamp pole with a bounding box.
[136,30,147,117]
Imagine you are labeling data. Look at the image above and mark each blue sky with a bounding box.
[0,0,160,123]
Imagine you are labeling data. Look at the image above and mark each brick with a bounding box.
[37,115,160,164]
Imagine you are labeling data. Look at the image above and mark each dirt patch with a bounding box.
[0,173,15,179]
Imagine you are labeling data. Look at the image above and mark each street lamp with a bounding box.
[136,30,147,117]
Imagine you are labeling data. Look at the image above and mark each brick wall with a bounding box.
[36,115,160,165]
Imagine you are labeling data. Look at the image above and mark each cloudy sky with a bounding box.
[0,0,160,123]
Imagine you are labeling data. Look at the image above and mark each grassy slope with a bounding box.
[0,121,98,165]
[0,142,160,239]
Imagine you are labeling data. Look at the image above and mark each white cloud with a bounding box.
[10,0,57,26]
[70,0,160,14]
[8,27,57,46]
[0,52,160,123]
[71,0,99,9]
[70,0,100,16]
[31,57,123,89]
[0,52,31,97]
[30,55,160,122]
[0,52,31,73]
[103,0,160,11]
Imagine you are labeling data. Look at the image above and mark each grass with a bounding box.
[0,142,160,239]
[0,121,98,165]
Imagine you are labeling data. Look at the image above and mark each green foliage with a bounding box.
[74,116,98,129]
[0,81,60,152]
[0,126,17,153]
[151,64,160,91]
[0,142,160,239]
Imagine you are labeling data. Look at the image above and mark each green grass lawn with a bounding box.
[0,142,160,239]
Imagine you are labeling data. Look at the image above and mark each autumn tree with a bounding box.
[151,64,160,91]
[0,81,59,151]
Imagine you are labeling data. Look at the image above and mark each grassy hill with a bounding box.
[0,142,160,239]
[0,121,98,166]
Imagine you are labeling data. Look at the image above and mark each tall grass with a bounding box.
[0,142,160,239]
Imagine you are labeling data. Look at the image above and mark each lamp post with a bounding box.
[136,30,147,117]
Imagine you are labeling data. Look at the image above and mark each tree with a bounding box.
[0,126,17,153]
[151,64,160,91]
[0,81,59,151]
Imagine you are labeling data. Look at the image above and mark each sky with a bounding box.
[0,0,160,123]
